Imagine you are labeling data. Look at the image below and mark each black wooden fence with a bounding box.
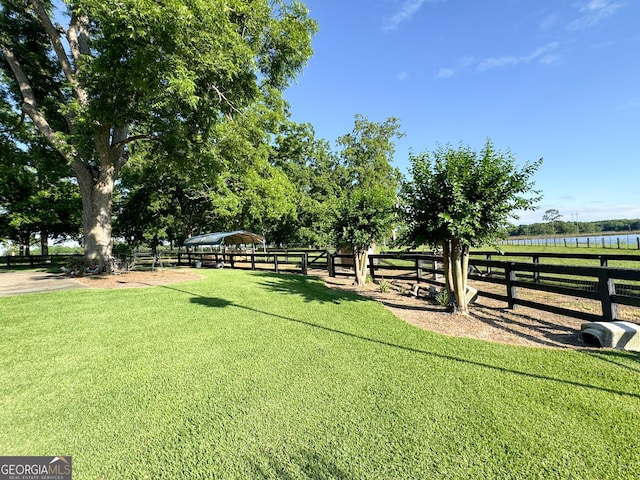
[5,250,639,323]
[0,254,81,268]
[327,252,640,323]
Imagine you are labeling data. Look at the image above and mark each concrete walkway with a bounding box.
[0,270,87,296]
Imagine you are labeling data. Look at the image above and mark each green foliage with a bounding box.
[336,114,403,192]
[1,269,639,479]
[435,287,450,307]
[402,140,542,248]
[401,139,541,313]
[0,0,317,259]
[378,278,390,293]
[508,218,640,237]
[333,187,396,254]
[269,122,343,247]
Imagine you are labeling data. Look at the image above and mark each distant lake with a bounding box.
[501,233,640,249]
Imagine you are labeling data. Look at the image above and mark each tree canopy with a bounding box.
[401,140,541,313]
[0,0,317,265]
[332,115,403,286]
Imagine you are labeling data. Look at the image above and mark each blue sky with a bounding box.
[283,0,640,225]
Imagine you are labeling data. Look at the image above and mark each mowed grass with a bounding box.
[1,269,639,479]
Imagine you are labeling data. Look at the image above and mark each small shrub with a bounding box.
[378,279,390,293]
[64,256,95,277]
[435,288,450,307]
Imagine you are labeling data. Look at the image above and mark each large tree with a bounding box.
[401,140,541,314]
[270,121,343,247]
[0,93,81,253]
[332,115,403,286]
[0,0,316,266]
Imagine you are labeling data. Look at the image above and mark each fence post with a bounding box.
[598,269,618,321]
[328,253,335,277]
[368,255,376,282]
[486,254,492,275]
[416,258,423,283]
[302,252,308,275]
[637,237,640,250]
[505,263,517,310]
[274,254,279,273]
[533,256,540,283]
[251,253,256,270]
[599,256,608,267]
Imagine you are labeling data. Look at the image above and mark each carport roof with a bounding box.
[183,230,265,247]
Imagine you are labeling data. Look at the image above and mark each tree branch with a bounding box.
[67,11,90,64]
[1,44,75,162]
[29,0,88,105]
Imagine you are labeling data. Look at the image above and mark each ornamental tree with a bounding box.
[332,115,403,285]
[0,0,316,267]
[401,140,542,314]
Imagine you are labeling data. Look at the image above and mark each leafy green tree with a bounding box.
[270,122,343,247]
[332,115,404,285]
[0,0,316,266]
[542,209,562,233]
[333,187,396,285]
[402,140,541,314]
[116,94,299,247]
[0,106,81,254]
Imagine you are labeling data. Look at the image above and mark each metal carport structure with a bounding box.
[183,230,265,251]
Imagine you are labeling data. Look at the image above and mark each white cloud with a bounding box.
[539,13,560,30]
[397,71,410,81]
[383,0,431,31]
[567,0,625,31]
[476,42,560,72]
[435,67,454,79]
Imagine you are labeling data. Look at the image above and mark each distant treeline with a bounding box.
[508,218,640,237]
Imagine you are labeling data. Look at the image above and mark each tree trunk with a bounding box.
[74,163,115,268]
[441,239,454,294]
[354,250,368,286]
[40,229,49,255]
[451,238,469,315]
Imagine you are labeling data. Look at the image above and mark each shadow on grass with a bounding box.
[247,448,354,480]
[161,283,640,400]
[583,350,640,373]
[254,271,368,305]
[470,305,583,349]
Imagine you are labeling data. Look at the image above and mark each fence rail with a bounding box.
[177,251,312,274]
[329,252,640,323]
[5,250,639,324]
[0,254,82,268]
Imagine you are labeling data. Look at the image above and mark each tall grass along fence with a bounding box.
[328,251,640,323]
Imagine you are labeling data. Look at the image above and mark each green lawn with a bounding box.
[1,269,639,479]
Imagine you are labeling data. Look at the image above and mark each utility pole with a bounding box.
[571,212,579,234]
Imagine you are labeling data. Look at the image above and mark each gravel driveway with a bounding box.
[0,270,86,296]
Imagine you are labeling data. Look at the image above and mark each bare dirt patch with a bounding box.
[313,270,591,349]
[74,268,203,289]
